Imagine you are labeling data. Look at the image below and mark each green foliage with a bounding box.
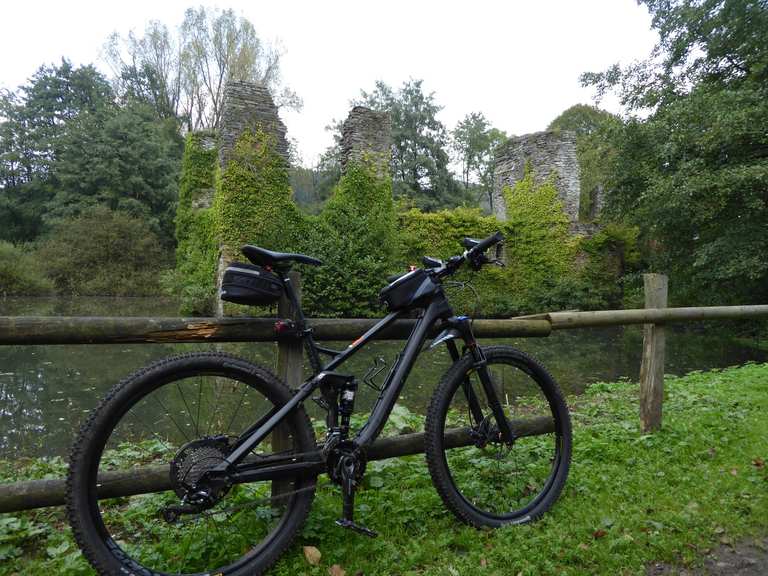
[171,132,219,314]
[181,124,629,317]
[503,169,576,299]
[581,0,768,306]
[0,60,114,242]
[397,170,611,316]
[36,206,171,296]
[0,59,183,248]
[554,223,642,311]
[301,159,398,317]
[215,129,307,257]
[398,207,501,315]
[355,80,469,210]
[4,363,768,575]
[548,104,622,221]
[0,242,53,297]
[451,112,508,213]
[50,101,183,243]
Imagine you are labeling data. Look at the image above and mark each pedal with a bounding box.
[335,518,378,538]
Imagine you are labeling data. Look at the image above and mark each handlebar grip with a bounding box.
[469,231,504,255]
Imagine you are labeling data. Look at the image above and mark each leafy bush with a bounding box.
[37,207,171,296]
[0,242,53,296]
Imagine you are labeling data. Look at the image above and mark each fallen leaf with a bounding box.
[304,546,322,566]
[593,529,607,539]
[753,458,765,469]
[328,564,346,576]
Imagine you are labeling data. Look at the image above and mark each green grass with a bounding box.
[2,363,767,575]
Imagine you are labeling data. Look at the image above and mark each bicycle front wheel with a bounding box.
[425,345,571,527]
[67,352,316,576]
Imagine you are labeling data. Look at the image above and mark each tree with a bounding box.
[105,7,300,130]
[37,206,170,295]
[548,104,621,220]
[0,60,183,245]
[49,101,183,243]
[0,61,114,241]
[581,0,768,304]
[451,112,507,212]
[355,80,466,210]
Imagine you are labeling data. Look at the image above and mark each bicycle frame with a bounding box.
[211,270,512,485]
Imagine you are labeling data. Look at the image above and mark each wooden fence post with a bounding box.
[273,271,303,500]
[639,273,668,432]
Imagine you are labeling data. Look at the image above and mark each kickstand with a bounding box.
[334,456,377,538]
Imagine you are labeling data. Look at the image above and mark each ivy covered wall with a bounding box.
[172,131,219,314]
[175,125,637,317]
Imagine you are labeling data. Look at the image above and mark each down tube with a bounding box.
[355,300,444,448]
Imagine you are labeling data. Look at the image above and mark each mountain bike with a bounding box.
[67,231,572,576]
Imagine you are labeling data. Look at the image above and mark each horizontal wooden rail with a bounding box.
[0,417,554,513]
[525,305,768,329]
[0,316,551,345]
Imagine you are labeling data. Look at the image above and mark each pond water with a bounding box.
[0,297,765,459]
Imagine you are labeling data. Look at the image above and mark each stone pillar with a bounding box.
[340,106,391,176]
[218,81,289,168]
[215,81,289,316]
[492,130,581,224]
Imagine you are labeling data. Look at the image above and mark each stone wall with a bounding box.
[340,106,391,176]
[218,81,288,168]
[493,130,581,225]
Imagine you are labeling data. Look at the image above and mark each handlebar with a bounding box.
[469,231,504,255]
[384,231,504,285]
[436,231,504,279]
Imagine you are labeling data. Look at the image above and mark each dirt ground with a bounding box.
[647,537,768,576]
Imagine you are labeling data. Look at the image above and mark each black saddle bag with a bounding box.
[220,262,283,305]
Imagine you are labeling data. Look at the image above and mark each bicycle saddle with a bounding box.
[241,245,323,267]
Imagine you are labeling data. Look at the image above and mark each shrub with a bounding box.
[37,207,170,296]
[0,242,53,296]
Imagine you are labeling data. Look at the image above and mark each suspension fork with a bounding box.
[451,317,515,443]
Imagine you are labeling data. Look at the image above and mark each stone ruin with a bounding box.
[212,83,390,316]
[492,130,600,233]
[340,106,391,176]
[218,81,289,168]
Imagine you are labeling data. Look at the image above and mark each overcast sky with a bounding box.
[1,0,658,165]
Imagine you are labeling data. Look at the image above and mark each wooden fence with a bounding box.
[1,273,767,513]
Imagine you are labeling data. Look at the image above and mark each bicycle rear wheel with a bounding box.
[425,346,571,527]
[67,352,316,576]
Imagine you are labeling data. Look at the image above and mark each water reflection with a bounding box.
[0,298,764,458]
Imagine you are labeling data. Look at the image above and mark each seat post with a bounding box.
[279,270,322,374]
